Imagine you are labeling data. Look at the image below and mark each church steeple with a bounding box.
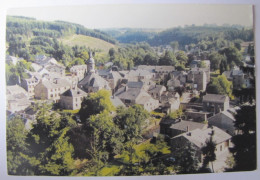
[87,51,95,73]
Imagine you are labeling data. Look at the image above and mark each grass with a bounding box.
[59,34,118,53]
[62,109,79,114]
[99,165,121,176]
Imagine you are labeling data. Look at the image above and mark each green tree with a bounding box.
[79,89,115,124]
[175,50,188,66]
[208,52,225,71]
[201,132,216,173]
[25,103,76,175]
[174,142,199,174]
[229,105,256,171]
[158,50,177,66]
[114,105,149,143]
[206,74,233,98]
[219,46,243,67]
[7,116,28,175]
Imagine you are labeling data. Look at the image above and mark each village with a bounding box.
[6,43,255,173]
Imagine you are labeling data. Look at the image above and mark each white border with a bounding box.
[0,0,259,180]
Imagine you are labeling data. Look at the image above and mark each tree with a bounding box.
[7,116,28,175]
[158,50,177,66]
[219,46,243,67]
[229,105,256,171]
[143,53,158,65]
[208,52,225,71]
[206,74,233,98]
[174,142,199,174]
[114,105,149,143]
[201,131,216,173]
[79,89,115,124]
[25,103,76,175]
[175,51,188,66]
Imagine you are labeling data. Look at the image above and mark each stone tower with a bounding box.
[87,51,95,73]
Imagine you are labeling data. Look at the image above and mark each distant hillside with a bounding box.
[148,25,254,47]
[103,26,254,47]
[6,16,117,44]
[102,28,160,44]
[60,34,117,53]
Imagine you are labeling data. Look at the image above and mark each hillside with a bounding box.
[103,26,254,48]
[6,16,117,44]
[59,34,117,53]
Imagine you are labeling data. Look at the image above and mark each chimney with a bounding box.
[125,86,128,92]
[186,125,189,132]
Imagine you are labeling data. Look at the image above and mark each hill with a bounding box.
[6,16,117,44]
[59,34,117,53]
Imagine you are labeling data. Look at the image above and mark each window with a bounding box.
[220,145,222,151]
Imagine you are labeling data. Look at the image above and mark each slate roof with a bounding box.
[78,73,110,89]
[70,65,87,71]
[115,87,142,100]
[40,78,71,89]
[208,110,235,122]
[6,85,27,96]
[61,88,87,97]
[173,126,231,148]
[148,85,166,93]
[110,96,125,107]
[170,120,206,132]
[128,69,151,77]
[137,65,175,72]
[127,81,144,89]
[202,94,229,103]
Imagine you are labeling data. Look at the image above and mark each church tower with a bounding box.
[87,51,95,73]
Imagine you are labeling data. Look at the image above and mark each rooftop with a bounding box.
[170,120,206,131]
[173,126,231,148]
[202,94,229,103]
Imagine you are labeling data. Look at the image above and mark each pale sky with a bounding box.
[7,4,253,29]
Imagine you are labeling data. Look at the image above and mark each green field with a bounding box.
[59,34,117,53]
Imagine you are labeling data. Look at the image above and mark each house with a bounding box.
[127,69,153,81]
[191,67,210,83]
[70,65,88,81]
[187,70,207,91]
[160,92,180,114]
[6,85,31,112]
[137,65,175,79]
[115,81,159,112]
[223,67,252,89]
[148,85,166,101]
[21,72,41,97]
[208,110,237,135]
[78,52,111,93]
[17,106,38,130]
[44,63,66,77]
[35,56,58,66]
[185,108,210,122]
[98,69,123,93]
[167,71,187,91]
[202,94,229,114]
[78,73,111,93]
[170,126,232,162]
[34,78,71,102]
[160,118,207,138]
[6,55,23,65]
[59,87,88,110]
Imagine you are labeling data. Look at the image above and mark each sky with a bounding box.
[7,4,253,29]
